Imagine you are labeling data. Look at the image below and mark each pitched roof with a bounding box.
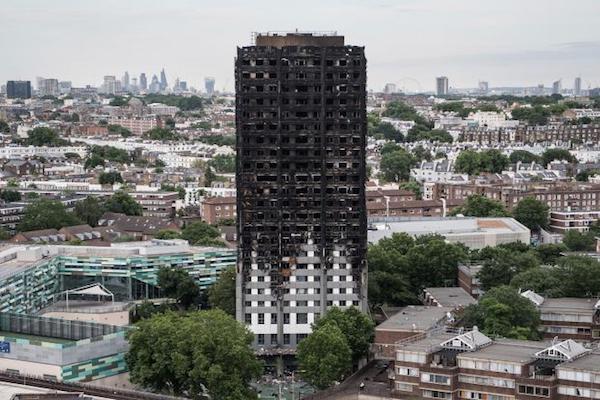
[16,228,66,242]
[441,328,492,351]
[535,339,589,361]
[521,289,545,306]
[97,212,178,235]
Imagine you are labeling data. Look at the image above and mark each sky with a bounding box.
[1,0,599,93]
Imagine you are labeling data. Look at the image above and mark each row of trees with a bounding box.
[154,221,225,247]
[450,195,549,231]
[17,192,142,232]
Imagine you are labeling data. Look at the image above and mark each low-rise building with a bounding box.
[201,196,236,225]
[549,210,600,233]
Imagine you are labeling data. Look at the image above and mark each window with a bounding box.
[284,313,290,324]
[257,334,264,345]
[244,314,251,324]
[258,313,264,324]
[284,334,290,345]
[396,367,419,377]
[271,314,277,324]
[271,334,278,345]
[396,382,413,392]
[297,313,308,324]
[422,373,450,385]
[423,390,451,399]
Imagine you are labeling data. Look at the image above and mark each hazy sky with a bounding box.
[2,0,599,92]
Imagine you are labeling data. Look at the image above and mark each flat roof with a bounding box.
[458,339,547,364]
[376,305,452,332]
[540,298,598,313]
[397,332,456,353]
[424,287,477,308]
[0,330,74,345]
[557,353,600,372]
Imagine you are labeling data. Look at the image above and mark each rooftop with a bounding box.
[376,305,452,333]
[557,353,600,372]
[424,287,477,308]
[458,339,547,364]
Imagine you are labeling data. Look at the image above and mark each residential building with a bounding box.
[205,77,215,95]
[574,77,582,96]
[97,212,179,239]
[38,79,59,97]
[553,79,562,94]
[106,115,162,136]
[436,76,449,96]
[130,191,178,217]
[235,32,368,350]
[202,196,236,224]
[422,287,476,309]
[458,264,483,298]
[6,81,31,99]
[549,210,600,233]
[385,328,600,400]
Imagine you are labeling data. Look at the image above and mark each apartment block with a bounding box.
[201,196,236,225]
[235,32,368,350]
[549,211,600,233]
[459,124,600,144]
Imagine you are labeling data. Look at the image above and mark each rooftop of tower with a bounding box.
[253,31,345,47]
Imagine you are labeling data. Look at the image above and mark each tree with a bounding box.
[181,222,224,246]
[541,148,576,167]
[405,128,453,143]
[19,198,82,231]
[208,266,236,316]
[554,256,600,297]
[154,230,181,240]
[512,197,549,230]
[144,127,180,141]
[107,124,132,137]
[511,106,550,125]
[461,286,540,340]
[454,150,482,175]
[0,120,9,133]
[510,267,564,297]
[84,154,105,169]
[450,195,508,217]
[98,171,123,185]
[23,127,68,147]
[379,149,414,182]
[104,191,143,216]
[367,233,467,307]
[0,189,21,202]
[411,145,432,162]
[509,150,541,164]
[479,149,509,173]
[400,181,421,199]
[208,154,235,174]
[157,267,200,308]
[297,323,352,390]
[312,307,374,366]
[563,230,595,251]
[109,96,128,106]
[477,247,539,290]
[534,243,566,265]
[74,196,106,226]
[126,310,261,400]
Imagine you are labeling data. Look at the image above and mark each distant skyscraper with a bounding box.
[6,81,32,99]
[384,83,397,94]
[552,79,562,95]
[59,81,72,95]
[179,81,187,91]
[235,32,368,351]
[39,79,59,97]
[122,71,130,91]
[478,81,489,94]
[139,73,147,90]
[103,76,118,95]
[159,68,168,91]
[204,77,215,95]
[574,77,582,96]
[149,74,160,93]
[436,76,449,96]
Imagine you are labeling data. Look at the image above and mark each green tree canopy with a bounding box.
[462,286,540,340]
[23,127,68,147]
[534,243,566,265]
[450,194,508,217]
[476,246,540,290]
[154,230,181,240]
[0,189,21,202]
[19,198,82,231]
[512,197,549,230]
[297,323,352,390]
[368,233,467,307]
[98,171,124,185]
[563,230,595,251]
[208,154,235,173]
[511,105,550,125]
[0,120,9,133]
[207,266,236,316]
[379,149,414,182]
[312,307,374,366]
[181,221,224,246]
[104,191,143,216]
[126,310,261,399]
[74,196,106,226]
[107,124,133,137]
[540,148,576,166]
[143,127,181,141]
[454,149,509,175]
[157,267,199,308]
[509,150,541,164]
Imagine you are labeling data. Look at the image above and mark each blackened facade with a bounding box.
[235,33,368,349]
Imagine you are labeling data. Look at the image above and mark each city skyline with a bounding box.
[1,0,599,92]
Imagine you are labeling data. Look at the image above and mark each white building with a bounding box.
[0,145,88,159]
[148,103,180,117]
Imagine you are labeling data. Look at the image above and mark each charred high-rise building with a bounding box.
[235,32,368,350]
